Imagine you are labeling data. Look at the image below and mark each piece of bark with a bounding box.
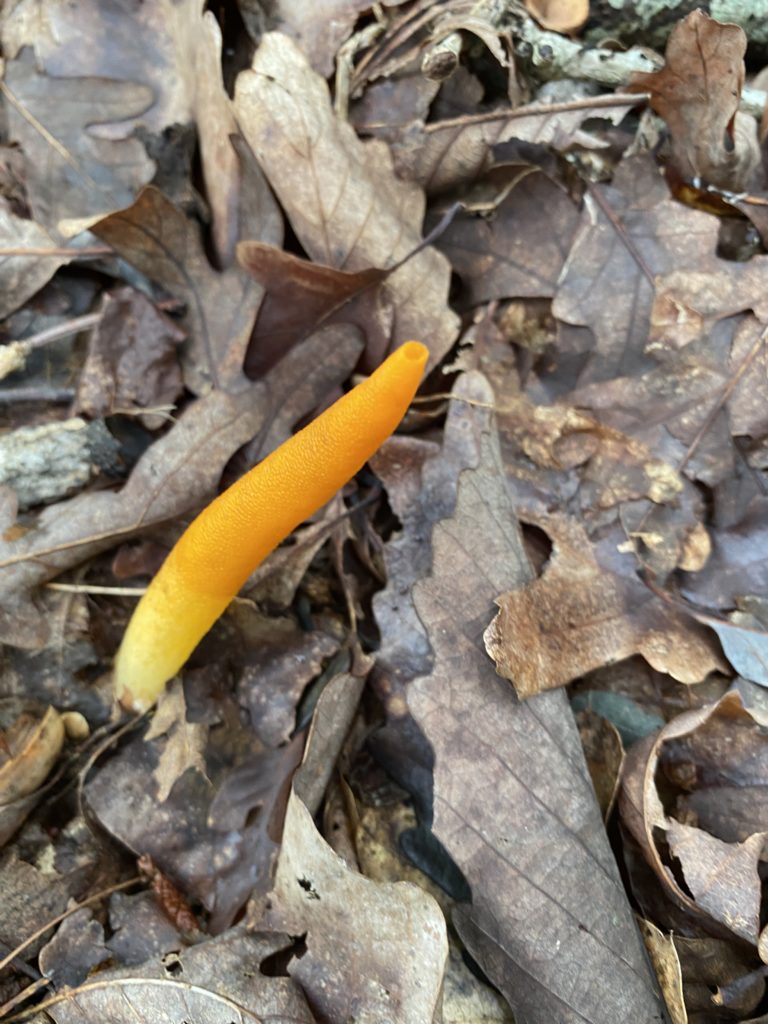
[0,418,120,510]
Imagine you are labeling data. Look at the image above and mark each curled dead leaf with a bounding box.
[0,703,65,846]
[619,689,768,947]
[0,704,64,805]
[525,0,589,34]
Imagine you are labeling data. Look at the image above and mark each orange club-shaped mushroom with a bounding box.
[114,342,429,710]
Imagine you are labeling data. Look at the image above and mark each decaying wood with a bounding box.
[0,417,120,510]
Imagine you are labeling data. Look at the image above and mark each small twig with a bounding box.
[387,201,464,272]
[0,246,113,257]
[0,386,75,404]
[412,392,497,411]
[0,975,51,1018]
[420,92,646,133]
[16,312,103,350]
[45,583,147,597]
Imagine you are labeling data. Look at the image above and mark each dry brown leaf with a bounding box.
[269,0,387,77]
[107,891,183,965]
[437,167,580,303]
[648,291,768,449]
[553,153,720,386]
[661,682,768,846]
[237,241,391,375]
[2,0,249,259]
[484,513,722,698]
[638,919,687,1024]
[292,669,367,816]
[391,95,637,194]
[0,703,64,845]
[0,703,64,805]
[234,32,459,364]
[73,287,185,428]
[161,0,240,265]
[39,908,110,990]
[92,187,269,394]
[525,0,589,33]
[629,10,757,190]
[44,931,314,1024]
[666,823,764,945]
[674,934,765,1016]
[241,669,447,1023]
[3,48,155,237]
[368,405,491,820]
[682,497,768,617]
[620,689,768,947]
[231,606,341,747]
[261,791,447,1023]
[408,371,667,1023]
[86,717,304,932]
[0,198,74,319]
[350,72,440,133]
[145,681,208,803]
[576,708,624,821]
[245,500,348,608]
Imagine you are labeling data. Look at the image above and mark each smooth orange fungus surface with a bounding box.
[114,342,429,710]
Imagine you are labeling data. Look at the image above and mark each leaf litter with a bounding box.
[3,3,768,1023]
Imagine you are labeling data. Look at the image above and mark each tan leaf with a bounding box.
[0,703,65,846]
[262,791,447,1024]
[638,919,687,1024]
[408,371,667,1023]
[234,32,459,364]
[629,10,757,189]
[0,198,73,319]
[484,513,722,698]
[146,681,208,803]
[249,669,446,1024]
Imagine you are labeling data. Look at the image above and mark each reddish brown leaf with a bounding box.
[237,242,390,375]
